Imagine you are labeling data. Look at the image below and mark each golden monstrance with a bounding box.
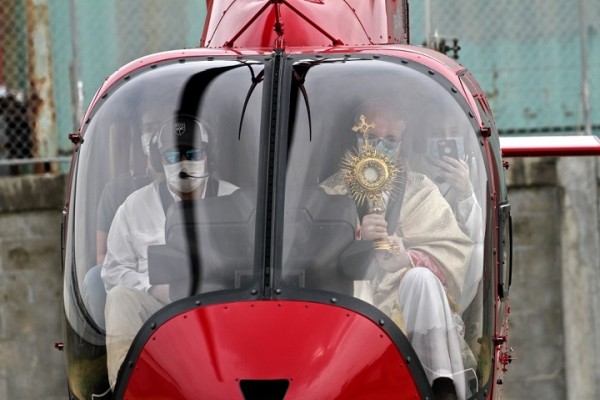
[340,115,402,254]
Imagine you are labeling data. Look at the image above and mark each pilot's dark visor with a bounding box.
[162,146,207,164]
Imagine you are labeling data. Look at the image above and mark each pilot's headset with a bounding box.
[149,115,209,172]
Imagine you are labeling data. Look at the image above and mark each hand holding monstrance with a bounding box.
[340,115,404,255]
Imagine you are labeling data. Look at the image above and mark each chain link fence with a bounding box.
[0,0,204,176]
[0,1,598,175]
[411,0,599,135]
[0,0,33,175]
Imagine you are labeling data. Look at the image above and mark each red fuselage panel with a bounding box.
[202,0,407,49]
[500,135,600,157]
[123,300,421,399]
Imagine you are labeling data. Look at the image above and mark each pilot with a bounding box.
[320,99,473,400]
[101,114,237,388]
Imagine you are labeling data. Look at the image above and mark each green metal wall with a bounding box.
[48,1,206,160]
[410,0,600,136]
[1,1,598,174]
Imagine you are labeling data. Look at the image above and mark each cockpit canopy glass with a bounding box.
[63,55,490,399]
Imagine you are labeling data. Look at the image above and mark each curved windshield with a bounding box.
[281,58,488,399]
[64,54,489,400]
[65,58,264,391]
[67,58,263,328]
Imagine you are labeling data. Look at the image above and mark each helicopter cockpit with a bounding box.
[63,54,492,399]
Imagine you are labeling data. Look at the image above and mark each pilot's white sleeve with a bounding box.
[101,205,150,291]
[101,179,235,293]
[101,183,165,292]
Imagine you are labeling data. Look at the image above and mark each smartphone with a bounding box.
[436,139,459,160]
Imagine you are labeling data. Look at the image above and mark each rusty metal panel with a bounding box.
[25,0,57,172]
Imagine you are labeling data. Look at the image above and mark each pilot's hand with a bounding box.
[149,284,171,304]
[438,156,472,199]
[361,213,389,241]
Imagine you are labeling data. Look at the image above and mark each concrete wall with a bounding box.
[503,156,600,400]
[503,157,566,399]
[1,159,599,399]
[0,174,67,399]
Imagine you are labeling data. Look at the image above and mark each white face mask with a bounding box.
[358,135,402,161]
[164,160,208,193]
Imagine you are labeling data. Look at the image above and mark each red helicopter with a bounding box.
[58,1,600,399]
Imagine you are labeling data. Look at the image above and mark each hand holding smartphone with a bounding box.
[436,139,459,161]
